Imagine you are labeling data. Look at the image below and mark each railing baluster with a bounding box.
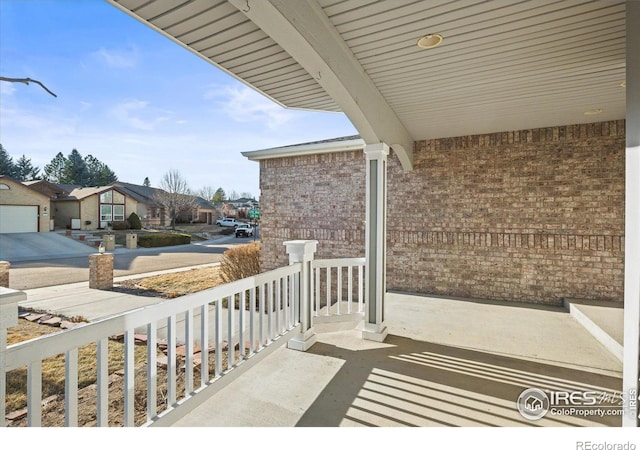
[249,288,256,354]
[124,329,135,427]
[267,281,273,340]
[228,295,234,370]
[200,304,209,385]
[275,277,281,334]
[337,266,343,315]
[65,348,78,427]
[96,337,108,426]
[147,322,157,421]
[167,315,177,406]
[259,284,265,349]
[27,360,42,427]
[326,267,331,316]
[358,264,364,312]
[288,274,295,329]
[314,266,320,316]
[185,309,194,395]
[348,265,353,314]
[238,291,242,359]
[214,299,222,377]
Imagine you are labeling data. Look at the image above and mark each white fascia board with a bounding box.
[229,0,413,171]
[242,138,365,161]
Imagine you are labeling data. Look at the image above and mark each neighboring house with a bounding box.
[228,197,258,219]
[110,181,168,228]
[54,185,137,231]
[191,197,216,224]
[0,175,52,233]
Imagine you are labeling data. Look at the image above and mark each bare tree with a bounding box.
[198,186,217,202]
[154,170,197,229]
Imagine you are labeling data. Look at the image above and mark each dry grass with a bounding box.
[6,320,147,413]
[116,266,223,298]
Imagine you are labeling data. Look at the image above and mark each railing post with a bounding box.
[1,287,23,426]
[285,240,318,351]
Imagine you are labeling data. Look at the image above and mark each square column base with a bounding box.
[362,324,388,343]
[287,329,317,352]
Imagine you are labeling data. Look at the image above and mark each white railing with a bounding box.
[311,257,366,322]
[1,242,367,427]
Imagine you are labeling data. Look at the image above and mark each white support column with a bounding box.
[1,288,22,427]
[363,143,389,342]
[285,240,318,351]
[623,0,640,427]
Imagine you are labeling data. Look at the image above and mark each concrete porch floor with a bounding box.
[173,293,623,427]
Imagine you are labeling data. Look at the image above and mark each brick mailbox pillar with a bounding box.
[89,253,114,289]
[0,261,9,288]
[103,235,115,251]
[126,233,137,249]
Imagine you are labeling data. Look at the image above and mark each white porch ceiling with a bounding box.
[109,0,626,155]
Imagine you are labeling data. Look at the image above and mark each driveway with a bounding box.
[6,234,257,290]
[0,232,95,262]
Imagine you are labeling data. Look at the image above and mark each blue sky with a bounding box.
[0,0,357,198]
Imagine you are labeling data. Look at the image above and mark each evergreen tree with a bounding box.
[84,154,117,185]
[64,149,90,185]
[143,177,151,187]
[13,155,40,181]
[43,152,67,183]
[212,187,226,203]
[0,144,16,177]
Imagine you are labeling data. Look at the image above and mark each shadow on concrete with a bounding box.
[296,335,622,427]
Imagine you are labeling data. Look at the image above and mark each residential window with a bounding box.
[99,189,125,225]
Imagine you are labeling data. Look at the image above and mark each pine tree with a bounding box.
[143,177,151,187]
[13,155,40,181]
[212,187,226,203]
[0,144,16,177]
[64,149,90,185]
[84,154,117,185]
[43,152,67,183]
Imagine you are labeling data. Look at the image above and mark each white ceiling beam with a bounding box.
[228,0,414,171]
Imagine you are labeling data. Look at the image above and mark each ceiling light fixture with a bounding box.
[584,108,603,116]
[417,34,443,49]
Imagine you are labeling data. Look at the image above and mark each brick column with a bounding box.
[89,253,114,289]
[0,262,9,288]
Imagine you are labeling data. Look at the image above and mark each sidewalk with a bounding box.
[19,263,220,321]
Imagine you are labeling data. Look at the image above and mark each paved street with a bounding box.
[7,234,257,290]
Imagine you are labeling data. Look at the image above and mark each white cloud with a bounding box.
[108,99,173,131]
[205,84,294,129]
[0,80,16,97]
[92,47,138,69]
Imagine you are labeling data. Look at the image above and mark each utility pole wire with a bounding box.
[0,76,57,97]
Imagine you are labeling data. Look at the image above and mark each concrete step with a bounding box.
[564,298,623,362]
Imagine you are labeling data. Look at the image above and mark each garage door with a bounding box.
[0,205,38,233]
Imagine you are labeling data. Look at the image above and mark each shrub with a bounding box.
[137,233,191,248]
[111,220,130,230]
[127,212,142,230]
[220,242,260,284]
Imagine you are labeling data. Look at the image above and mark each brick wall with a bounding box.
[259,150,366,270]
[259,120,625,306]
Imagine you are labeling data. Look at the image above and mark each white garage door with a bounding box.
[0,205,38,233]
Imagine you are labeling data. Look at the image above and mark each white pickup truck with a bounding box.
[216,218,242,227]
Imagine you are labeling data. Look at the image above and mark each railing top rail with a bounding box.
[311,257,365,269]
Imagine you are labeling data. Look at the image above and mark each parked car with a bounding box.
[217,218,241,227]
[235,223,254,237]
